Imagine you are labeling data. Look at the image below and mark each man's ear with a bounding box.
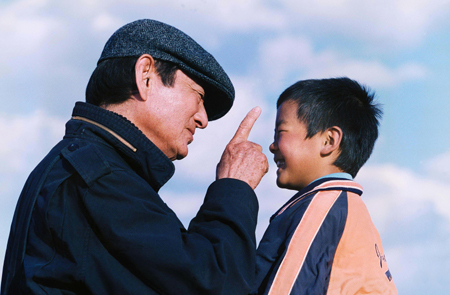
[320,126,343,157]
[135,54,156,101]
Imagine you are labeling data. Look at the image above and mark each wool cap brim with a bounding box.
[98,19,234,121]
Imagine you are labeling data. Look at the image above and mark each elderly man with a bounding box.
[1,19,268,295]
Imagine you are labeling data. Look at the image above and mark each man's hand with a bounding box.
[216,107,269,190]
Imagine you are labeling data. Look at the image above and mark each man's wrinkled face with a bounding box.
[145,70,208,160]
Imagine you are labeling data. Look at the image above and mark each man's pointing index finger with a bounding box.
[231,107,262,143]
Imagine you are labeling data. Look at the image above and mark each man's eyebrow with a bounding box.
[197,89,205,98]
[191,84,205,99]
[189,76,206,98]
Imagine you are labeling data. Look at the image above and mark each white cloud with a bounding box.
[0,0,61,63]
[357,164,450,232]
[0,110,65,175]
[91,13,123,33]
[280,0,450,47]
[0,110,65,220]
[123,0,287,31]
[424,149,450,183]
[0,110,65,223]
[257,35,428,89]
[1,0,449,62]
[309,61,427,88]
[195,0,286,31]
[126,0,450,48]
[0,0,435,104]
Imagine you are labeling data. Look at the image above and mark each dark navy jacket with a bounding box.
[1,102,258,295]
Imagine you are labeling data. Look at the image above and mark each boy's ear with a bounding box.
[320,126,342,157]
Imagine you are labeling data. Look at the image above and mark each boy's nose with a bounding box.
[269,142,277,153]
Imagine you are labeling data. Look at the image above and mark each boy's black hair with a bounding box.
[86,57,178,107]
[277,77,382,177]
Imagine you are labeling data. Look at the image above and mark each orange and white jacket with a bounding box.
[251,178,398,295]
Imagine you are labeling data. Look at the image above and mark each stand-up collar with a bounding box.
[271,178,363,220]
[70,102,175,191]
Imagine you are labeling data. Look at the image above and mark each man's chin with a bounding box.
[175,148,188,160]
[175,154,186,160]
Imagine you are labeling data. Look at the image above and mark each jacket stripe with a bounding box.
[268,190,342,295]
[72,116,138,152]
[276,180,361,217]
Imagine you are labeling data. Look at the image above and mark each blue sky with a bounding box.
[1,0,450,293]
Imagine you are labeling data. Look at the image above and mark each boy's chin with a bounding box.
[276,178,305,191]
[276,179,295,191]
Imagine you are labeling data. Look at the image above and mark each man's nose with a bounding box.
[195,101,208,129]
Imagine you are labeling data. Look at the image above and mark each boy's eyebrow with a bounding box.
[275,119,285,128]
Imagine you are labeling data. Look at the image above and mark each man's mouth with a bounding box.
[187,128,195,144]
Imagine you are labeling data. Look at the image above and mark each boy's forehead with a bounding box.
[276,100,300,126]
[277,99,299,113]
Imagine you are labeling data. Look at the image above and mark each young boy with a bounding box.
[251,78,397,295]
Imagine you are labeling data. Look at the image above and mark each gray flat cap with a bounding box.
[98,19,234,121]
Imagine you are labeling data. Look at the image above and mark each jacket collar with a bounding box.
[271,177,363,220]
[70,102,175,192]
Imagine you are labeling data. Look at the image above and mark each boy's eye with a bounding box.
[274,129,285,141]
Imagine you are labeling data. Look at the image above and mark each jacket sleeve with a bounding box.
[264,190,347,295]
[81,167,258,295]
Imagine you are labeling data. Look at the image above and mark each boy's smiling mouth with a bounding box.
[275,158,285,168]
